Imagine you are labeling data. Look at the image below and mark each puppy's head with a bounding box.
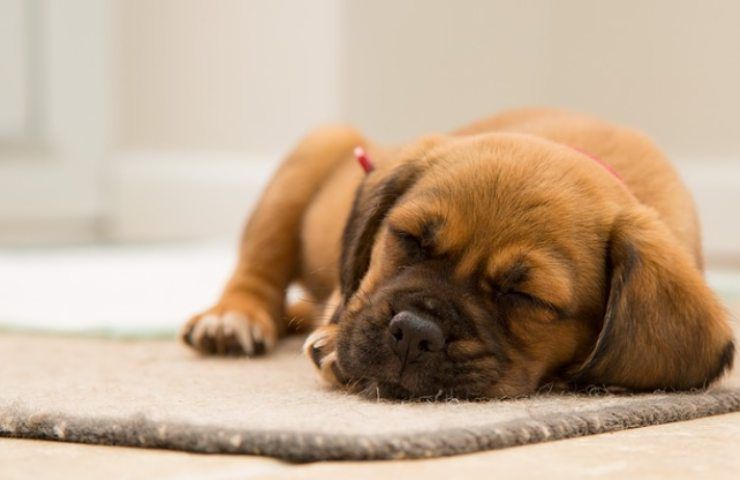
[331,134,734,400]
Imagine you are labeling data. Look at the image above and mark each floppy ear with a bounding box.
[572,206,735,391]
[339,162,422,300]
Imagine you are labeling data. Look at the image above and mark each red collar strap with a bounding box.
[568,145,623,182]
[353,146,374,173]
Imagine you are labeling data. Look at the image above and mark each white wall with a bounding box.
[115,0,740,159]
[109,1,740,258]
[1,1,738,257]
[117,1,740,157]
[117,0,344,154]
[109,0,345,241]
[342,1,740,159]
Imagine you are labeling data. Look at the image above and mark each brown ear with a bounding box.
[339,162,422,300]
[572,206,735,391]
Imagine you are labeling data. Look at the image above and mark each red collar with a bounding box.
[568,146,623,182]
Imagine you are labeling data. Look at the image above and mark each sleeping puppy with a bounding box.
[181,108,735,399]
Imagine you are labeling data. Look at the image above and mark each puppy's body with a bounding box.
[183,108,733,399]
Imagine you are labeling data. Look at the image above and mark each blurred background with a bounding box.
[1,0,739,335]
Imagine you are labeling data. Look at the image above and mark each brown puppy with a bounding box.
[181,108,735,399]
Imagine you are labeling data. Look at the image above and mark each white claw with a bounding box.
[251,323,264,343]
[222,320,234,337]
[303,330,320,355]
[262,326,276,350]
[189,310,276,355]
[205,315,220,336]
[219,311,252,355]
[251,323,274,350]
[191,314,217,344]
[321,351,337,370]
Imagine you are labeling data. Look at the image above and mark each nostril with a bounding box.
[388,311,445,359]
[391,325,403,342]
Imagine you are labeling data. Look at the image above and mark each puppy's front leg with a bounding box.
[182,126,365,356]
[304,323,344,387]
[302,289,346,386]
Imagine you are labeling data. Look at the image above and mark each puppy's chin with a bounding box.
[349,378,515,401]
[345,376,454,401]
[358,381,416,400]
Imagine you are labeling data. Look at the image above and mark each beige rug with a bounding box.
[0,332,737,462]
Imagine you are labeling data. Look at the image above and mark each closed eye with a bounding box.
[390,227,434,260]
[491,284,565,317]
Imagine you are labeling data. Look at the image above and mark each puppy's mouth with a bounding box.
[334,292,501,400]
[334,330,488,401]
[335,313,451,399]
[335,358,444,400]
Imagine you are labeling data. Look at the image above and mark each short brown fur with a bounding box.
[182,109,734,399]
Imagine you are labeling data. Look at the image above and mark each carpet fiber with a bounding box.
[1,333,738,462]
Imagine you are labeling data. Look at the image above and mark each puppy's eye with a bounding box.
[391,228,432,260]
[488,283,514,299]
[489,282,563,317]
[501,289,536,303]
[488,281,531,302]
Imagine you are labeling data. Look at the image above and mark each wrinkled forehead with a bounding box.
[384,156,585,297]
[388,189,576,308]
[391,158,579,248]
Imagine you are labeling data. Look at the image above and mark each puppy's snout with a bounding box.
[389,311,445,362]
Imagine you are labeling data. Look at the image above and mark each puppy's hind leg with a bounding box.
[182,126,365,356]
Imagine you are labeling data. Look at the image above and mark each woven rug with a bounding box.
[1,330,738,462]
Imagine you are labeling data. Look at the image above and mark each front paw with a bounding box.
[181,303,277,356]
[303,325,346,386]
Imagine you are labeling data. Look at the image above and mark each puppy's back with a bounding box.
[455,108,703,268]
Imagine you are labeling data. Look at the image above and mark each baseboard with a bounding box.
[103,151,280,242]
[0,163,103,246]
[674,160,740,263]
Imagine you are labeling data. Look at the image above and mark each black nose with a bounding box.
[389,311,445,362]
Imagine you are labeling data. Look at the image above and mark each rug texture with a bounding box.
[0,332,738,462]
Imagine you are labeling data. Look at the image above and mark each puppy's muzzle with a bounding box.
[389,311,445,365]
